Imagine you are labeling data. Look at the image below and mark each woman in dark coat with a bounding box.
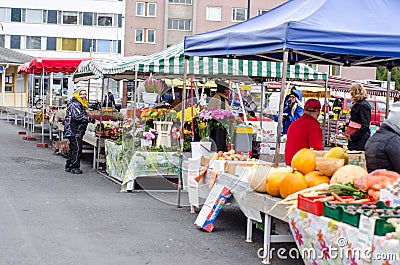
[346,83,371,151]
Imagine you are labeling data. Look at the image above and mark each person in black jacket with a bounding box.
[64,87,95,174]
[102,89,115,109]
[346,83,371,151]
[365,102,400,173]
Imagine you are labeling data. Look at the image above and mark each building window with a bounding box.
[0,7,10,21]
[168,19,191,31]
[47,37,57,50]
[135,29,155,43]
[232,8,246,22]
[0,35,4,48]
[330,65,341,76]
[258,9,268,16]
[61,38,77,51]
[26,9,42,23]
[46,10,57,24]
[206,6,221,21]
[10,35,21,49]
[96,40,112,53]
[169,0,192,4]
[83,12,93,25]
[97,13,113,26]
[26,36,41,49]
[82,39,94,52]
[136,2,157,17]
[63,11,78,25]
[11,8,22,22]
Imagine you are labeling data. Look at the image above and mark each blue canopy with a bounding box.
[184,0,400,67]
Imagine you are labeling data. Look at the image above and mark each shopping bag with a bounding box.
[346,121,361,135]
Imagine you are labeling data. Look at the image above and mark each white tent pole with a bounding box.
[41,70,44,144]
[236,83,247,124]
[132,70,138,160]
[171,81,175,100]
[323,78,328,146]
[274,50,289,167]
[386,69,392,117]
[178,57,188,208]
[260,83,265,129]
[96,78,105,170]
[49,72,53,106]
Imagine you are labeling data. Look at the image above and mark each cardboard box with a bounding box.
[194,185,232,232]
[380,188,400,207]
[201,156,211,167]
[347,151,367,170]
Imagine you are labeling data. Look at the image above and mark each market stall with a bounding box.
[72,41,327,195]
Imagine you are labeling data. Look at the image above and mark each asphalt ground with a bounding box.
[0,119,304,265]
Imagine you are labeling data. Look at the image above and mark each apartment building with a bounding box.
[0,0,124,58]
[124,0,375,80]
[0,1,125,107]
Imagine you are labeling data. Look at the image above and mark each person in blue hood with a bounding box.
[274,89,304,134]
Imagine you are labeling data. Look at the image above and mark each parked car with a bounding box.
[332,97,386,125]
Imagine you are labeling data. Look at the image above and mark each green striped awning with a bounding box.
[73,41,327,82]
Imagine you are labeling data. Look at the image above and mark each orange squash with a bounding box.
[265,167,292,197]
[291,148,316,175]
[279,170,308,199]
[304,171,330,188]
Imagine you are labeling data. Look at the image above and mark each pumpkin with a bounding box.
[291,148,316,175]
[330,165,368,184]
[315,157,345,177]
[324,147,349,164]
[304,171,330,187]
[279,170,308,199]
[248,166,272,193]
[265,167,292,197]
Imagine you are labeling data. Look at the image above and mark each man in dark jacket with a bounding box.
[365,102,400,173]
[64,87,95,174]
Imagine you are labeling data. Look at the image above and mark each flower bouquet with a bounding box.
[198,109,236,150]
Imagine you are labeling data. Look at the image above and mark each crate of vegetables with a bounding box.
[323,194,373,221]
[362,202,400,236]
[341,203,385,227]
[298,194,356,217]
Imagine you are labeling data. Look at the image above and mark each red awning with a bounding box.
[17,62,31,74]
[22,58,91,74]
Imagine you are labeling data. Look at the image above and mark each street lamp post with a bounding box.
[247,0,251,20]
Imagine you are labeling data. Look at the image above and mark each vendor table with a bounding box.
[104,139,131,182]
[191,169,294,264]
[289,209,400,264]
[82,133,105,169]
[122,151,180,191]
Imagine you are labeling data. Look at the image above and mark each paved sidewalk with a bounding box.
[0,119,303,265]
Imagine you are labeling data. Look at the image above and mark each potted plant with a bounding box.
[143,77,164,103]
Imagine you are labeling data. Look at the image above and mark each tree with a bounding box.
[376,66,400,90]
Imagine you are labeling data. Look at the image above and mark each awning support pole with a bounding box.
[178,57,188,208]
[274,49,289,167]
[386,69,392,117]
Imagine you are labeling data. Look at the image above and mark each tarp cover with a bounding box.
[184,0,400,67]
[26,58,91,74]
[73,41,327,82]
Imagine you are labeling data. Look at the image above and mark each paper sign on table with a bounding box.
[358,215,376,261]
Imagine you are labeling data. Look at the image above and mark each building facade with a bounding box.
[0,0,124,59]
